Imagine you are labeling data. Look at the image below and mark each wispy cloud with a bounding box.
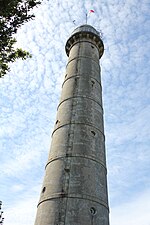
[0,0,149,224]
[110,189,150,225]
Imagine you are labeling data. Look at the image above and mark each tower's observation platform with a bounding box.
[66,24,104,58]
[34,25,109,225]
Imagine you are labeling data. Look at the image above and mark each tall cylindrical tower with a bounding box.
[34,24,109,225]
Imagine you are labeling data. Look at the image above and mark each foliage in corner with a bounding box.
[0,0,42,77]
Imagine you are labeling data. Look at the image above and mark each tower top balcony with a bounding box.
[65,24,104,58]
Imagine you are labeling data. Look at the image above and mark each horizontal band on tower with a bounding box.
[66,55,100,68]
[37,194,109,211]
[52,122,105,138]
[45,154,107,172]
[57,95,103,112]
[62,74,102,89]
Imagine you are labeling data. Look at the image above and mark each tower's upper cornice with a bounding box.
[65,24,104,58]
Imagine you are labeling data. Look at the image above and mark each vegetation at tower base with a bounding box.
[0,0,42,77]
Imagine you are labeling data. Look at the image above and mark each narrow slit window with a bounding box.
[56,120,59,124]
[42,187,46,193]
[75,77,79,86]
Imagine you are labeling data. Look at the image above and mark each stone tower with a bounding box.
[34,24,109,225]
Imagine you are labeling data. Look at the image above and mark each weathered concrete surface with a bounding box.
[34,25,109,225]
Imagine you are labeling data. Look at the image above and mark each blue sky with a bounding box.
[0,0,150,224]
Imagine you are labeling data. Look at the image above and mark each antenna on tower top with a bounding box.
[85,13,87,24]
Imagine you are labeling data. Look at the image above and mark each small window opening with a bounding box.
[91,80,95,87]
[91,131,96,136]
[65,74,67,78]
[91,45,94,49]
[90,207,97,215]
[64,168,70,173]
[75,77,79,81]
[42,187,46,193]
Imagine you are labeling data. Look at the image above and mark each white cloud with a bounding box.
[110,189,150,225]
[0,0,149,224]
[4,194,38,225]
